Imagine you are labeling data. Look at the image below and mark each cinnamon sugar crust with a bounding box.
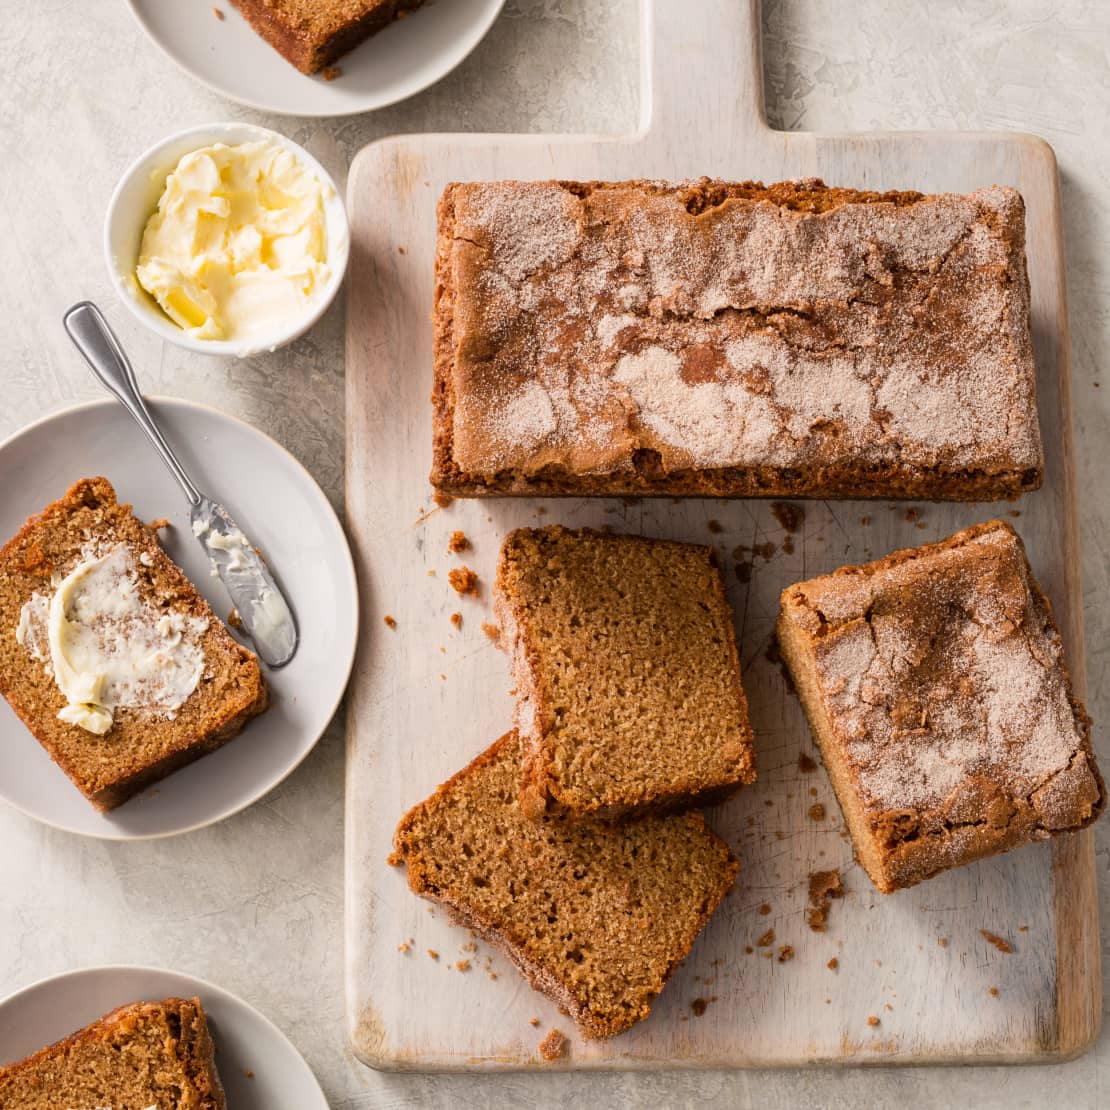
[777,521,1103,892]
[229,0,426,74]
[432,178,1043,500]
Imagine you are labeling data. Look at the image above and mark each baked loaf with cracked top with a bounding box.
[776,520,1103,892]
[390,731,738,1038]
[229,0,426,74]
[0,997,226,1108]
[432,177,1043,500]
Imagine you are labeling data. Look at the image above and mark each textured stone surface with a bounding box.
[1,1,1108,1106]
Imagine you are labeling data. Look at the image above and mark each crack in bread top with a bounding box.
[782,523,1099,832]
[439,178,1042,479]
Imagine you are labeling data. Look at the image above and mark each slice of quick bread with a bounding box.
[0,997,226,1109]
[390,732,739,1038]
[229,0,427,74]
[0,477,268,811]
[494,526,756,820]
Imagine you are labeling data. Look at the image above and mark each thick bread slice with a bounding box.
[0,477,268,811]
[390,731,739,1038]
[494,526,756,821]
[0,996,226,1108]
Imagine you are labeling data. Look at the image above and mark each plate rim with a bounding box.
[122,0,508,118]
[0,394,358,841]
[0,962,329,1107]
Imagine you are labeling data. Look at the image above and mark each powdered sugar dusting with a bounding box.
[442,179,1042,481]
[804,525,1090,814]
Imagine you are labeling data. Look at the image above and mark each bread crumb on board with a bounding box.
[450,611,463,629]
[777,945,794,963]
[449,566,479,596]
[806,869,843,932]
[213,6,225,18]
[538,1028,568,1061]
[448,530,471,554]
[322,65,342,81]
[867,1015,881,1027]
[383,614,398,629]
[980,930,1014,954]
[481,621,500,643]
[827,958,838,971]
[227,607,242,629]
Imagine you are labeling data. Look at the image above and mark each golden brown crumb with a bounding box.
[481,621,500,643]
[397,941,410,953]
[827,958,838,971]
[744,945,754,954]
[322,65,342,81]
[756,928,775,947]
[860,515,871,526]
[450,611,462,629]
[867,1016,880,1027]
[148,517,171,531]
[885,1003,893,1011]
[691,998,709,1016]
[398,246,407,255]
[433,491,455,508]
[456,959,471,972]
[758,903,772,916]
[798,752,818,773]
[938,937,949,948]
[448,566,479,596]
[777,945,794,962]
[980,930,1014,954]
[227,607,242,629]
[243,1068,254,1078]
[538,1028,568,1061]
[448,530,471,554]
[530,1017,540,1027]
[806,869,843,932]
[427,949,439,960]
[807,803,826,821]
[989,987,999,997]
[213,6,224,17]
[383,614,397,629]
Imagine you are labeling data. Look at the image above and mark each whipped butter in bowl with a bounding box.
[106,124,349,357]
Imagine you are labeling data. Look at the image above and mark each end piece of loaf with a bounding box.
[776,520,1103,892]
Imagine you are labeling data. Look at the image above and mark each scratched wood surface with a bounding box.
[343,0,1097,1069]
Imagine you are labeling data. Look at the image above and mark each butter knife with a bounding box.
[63,300,298,668]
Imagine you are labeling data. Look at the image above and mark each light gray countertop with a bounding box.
[1,1,1107,1106]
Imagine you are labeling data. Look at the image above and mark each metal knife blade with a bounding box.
[190,496,298,668]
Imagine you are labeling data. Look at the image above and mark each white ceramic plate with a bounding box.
[0,398,357,839]
[126,0,506,117]
[0,966,328,1108]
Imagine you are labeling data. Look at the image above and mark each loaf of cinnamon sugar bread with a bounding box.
[432,178,1043,500]
[776,520,1103,892]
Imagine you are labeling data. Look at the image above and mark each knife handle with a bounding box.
[63,301,203,507]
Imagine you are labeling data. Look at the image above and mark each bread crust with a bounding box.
[776,520,1104,892]
[431,178,1043,501]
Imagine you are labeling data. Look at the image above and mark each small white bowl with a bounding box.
[104,122,349,358]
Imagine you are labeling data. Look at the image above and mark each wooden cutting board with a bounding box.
[344,0,1098,1069]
